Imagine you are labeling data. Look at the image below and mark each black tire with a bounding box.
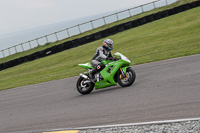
[117,68,136,87]
[76,76,94,95]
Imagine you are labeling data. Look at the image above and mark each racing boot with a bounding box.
[89,68,98,83]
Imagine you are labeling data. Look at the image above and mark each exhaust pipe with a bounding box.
[80,73,89,79]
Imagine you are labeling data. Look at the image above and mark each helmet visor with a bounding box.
[108,43,113,50]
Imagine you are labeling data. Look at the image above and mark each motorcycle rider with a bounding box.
[89,39,114,82]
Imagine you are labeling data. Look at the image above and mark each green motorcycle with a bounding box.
[77,52,136,95]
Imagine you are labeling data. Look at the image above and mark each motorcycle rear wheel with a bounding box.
[77,77,94,95]
[117,68,136,87]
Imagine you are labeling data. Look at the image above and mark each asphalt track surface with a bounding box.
[0,54,200,133]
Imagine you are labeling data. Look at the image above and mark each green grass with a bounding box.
[0,0,197,64]
[0,2,200,91]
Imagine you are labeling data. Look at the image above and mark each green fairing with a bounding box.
[78,62,94,69]
[95,59,130,89]
[122,66,129,74]
[101,60,112,65]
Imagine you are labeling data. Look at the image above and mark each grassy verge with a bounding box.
[0,5,200,91]
[0,0,197,64]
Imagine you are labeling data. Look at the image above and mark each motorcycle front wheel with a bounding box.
[117,68,136,87]
[76,77,94,95]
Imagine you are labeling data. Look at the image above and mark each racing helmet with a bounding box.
[103,39,114,50]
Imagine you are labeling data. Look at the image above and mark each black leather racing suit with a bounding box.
[89,46,113,81]
[91,46,113,68]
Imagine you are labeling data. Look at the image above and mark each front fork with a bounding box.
[120,67,129,79]
[120,67,126,78]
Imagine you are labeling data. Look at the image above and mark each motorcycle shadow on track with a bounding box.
[75,82,138,97]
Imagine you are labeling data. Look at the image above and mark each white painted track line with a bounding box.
[46,117,200,132]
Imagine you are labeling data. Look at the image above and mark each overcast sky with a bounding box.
[0,0,155,35]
